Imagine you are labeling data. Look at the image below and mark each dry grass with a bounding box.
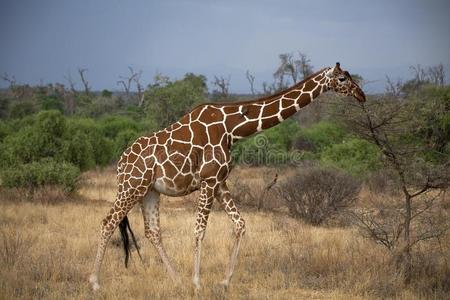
[0,167,449,299]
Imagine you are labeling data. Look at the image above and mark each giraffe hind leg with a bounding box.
[141,190,181,283]
[217,182,246,288]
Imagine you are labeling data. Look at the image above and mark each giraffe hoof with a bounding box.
[89,274,100,291]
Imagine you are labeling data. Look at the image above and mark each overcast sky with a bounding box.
[1,0,449,93]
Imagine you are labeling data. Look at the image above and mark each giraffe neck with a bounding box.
[225,68,331,140]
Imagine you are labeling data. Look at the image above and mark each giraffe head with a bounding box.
[326,62,366,102]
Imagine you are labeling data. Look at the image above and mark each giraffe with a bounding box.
[89,62,365,291]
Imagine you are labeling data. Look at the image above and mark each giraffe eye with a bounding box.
[338,76,346,82]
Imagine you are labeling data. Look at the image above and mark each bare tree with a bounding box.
[385,75,403,98]
[77,68,91,95]
[132,70,145,107]
[245,70,256,95]
[212,75,230,100]
[262,81,276,95]
[427,63,445,86]
[0,72,24,98]
[117,67,144,105]
[340,96,449,284]
[274,52,314,86]
[296,51,313,79]
[64,72,77,94]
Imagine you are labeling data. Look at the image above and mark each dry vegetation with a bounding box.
[0,167,449,300]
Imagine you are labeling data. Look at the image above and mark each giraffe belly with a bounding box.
[153,173,200,196]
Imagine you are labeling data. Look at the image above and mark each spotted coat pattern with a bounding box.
[89,63,366,291]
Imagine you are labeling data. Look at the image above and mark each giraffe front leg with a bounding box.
[217,182,246,288]
[89,196,137,291]
[141,190,180,283]
[193,181,215,291]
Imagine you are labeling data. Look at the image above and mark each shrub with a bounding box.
[296,121,347,152]
[320,137,381,176]
[64,118,114,168]
[98,116,140,139]
[114,129,140,157]
[1,158,80,191]
[276,165,360,225]
[232,120,302,165]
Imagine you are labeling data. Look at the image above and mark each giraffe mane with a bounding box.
[194,67,329,108]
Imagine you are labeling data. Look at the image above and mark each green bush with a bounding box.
[320,138,381,176]
[98,116,141,139]
[232,120,302,165]
[1,158,80,191]
[64,118,114,168]
[297,121,347,152]
[114,129,140,157]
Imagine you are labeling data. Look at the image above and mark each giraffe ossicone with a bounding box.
[89,62,365,291]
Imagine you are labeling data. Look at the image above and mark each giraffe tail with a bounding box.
[118,215,143,267]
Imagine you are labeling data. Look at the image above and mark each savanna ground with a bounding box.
[1,167,449,300]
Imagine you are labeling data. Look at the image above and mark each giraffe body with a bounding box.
[89,63,365,291]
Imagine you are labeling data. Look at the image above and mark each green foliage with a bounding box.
[232,120,302,165]
[298,121,347,151]
[101,89,112,98]
[1,158,80,191]
[98,116,141,139]
[38,95,64,112]
[9,101,37,119]
[145,73,207,129]
[114,129,140,157]
[320,138,381,177]
[410,86,450,161]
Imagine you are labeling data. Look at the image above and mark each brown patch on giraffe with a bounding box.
[178,114,190,124]
[134,156,146,172]
[203,144,214,162]
[157,131,169,144]
[172,126,191,142]
[199,107,223,123]
[127,152,138,164]
[213,145,226,162]
[224,114,242,131]
[162,161,178,178]
[298,93,312,108]
[200,160,221,178]
[141,145,153,158]
[282,98,295,108]
[122,164,132,174]
[312,86,321,98]
[261,116,280,130]
[233,120,258,137]
[302,80,316,92]
[262,101,279,117]
[223,106,238,114]
[191,122,207,145]
[154,145,168,162]
[284,90,301,99]
[243,105,261,119]
[168,151,186,169]
[280,106,297,119]
[173,173,193,189]
[131,167,143,177]
[207,124,225,144]
[170,140,192,155]
[131,142,141,153]
[217,165,229,181]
